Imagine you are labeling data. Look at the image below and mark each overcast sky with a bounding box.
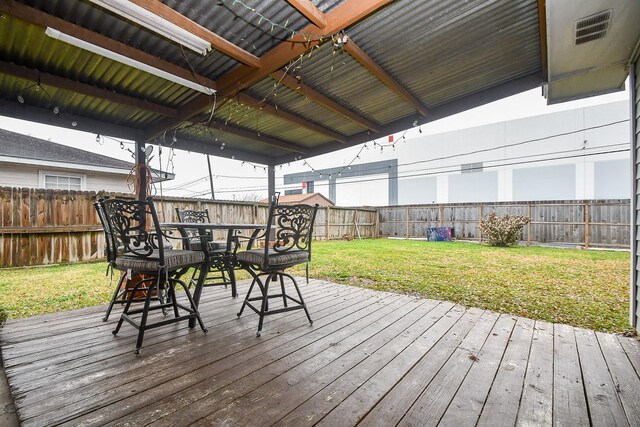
[0,86,629,201]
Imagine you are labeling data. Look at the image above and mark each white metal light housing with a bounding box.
[89,0,211,55]
[45,27,215,95]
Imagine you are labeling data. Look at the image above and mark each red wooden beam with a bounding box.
[207,122,308,154]
[286,0,327,28]
[0,61,177,118]
[129,0,261,69]
[270,70,380,132]
[0,0,217,91]
[343,39,429,117]
[145,0,394,140]
[234,93,348,143]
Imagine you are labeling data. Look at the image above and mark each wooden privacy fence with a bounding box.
[378,199,630,249]
[0,187,377,268]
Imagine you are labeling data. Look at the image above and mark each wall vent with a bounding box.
[575,10,611,45]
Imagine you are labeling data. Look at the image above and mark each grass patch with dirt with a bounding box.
[288,239,631,333]
[0,239,631,333]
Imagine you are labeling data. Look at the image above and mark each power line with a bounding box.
[203,145,629,194]
[296,118,630,179]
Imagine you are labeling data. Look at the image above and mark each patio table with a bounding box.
[160,222,267,323]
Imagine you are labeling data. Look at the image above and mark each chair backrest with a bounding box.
[94,199,117,263]
[175,208,210,223]
[175,208,211,239]
[263,203,319,264]
[102,198,165,260]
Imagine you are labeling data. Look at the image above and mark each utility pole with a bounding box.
[206,155,215,200]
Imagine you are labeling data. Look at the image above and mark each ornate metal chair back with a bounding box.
[94,199,118,263]
[102,198,165,261]
[263,203,319,268]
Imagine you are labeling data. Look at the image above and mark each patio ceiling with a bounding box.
[0,1,636,166]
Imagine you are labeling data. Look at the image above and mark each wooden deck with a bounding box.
[1,279,639,426]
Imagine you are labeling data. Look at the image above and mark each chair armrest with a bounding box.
[233,229,267,251]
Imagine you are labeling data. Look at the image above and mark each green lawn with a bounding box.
[0,239,632,333]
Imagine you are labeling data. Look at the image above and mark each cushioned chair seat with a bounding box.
[187,238,227,252]
[116,249,205,271]
[237,249,309,267]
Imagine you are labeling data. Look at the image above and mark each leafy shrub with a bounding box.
[479,212,530,247]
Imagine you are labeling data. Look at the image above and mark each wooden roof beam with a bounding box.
[206,122,308,155]
[343,39,429,117]
[146,0,394,140]
[129,0,261,69]
[0,61,178,118]
[234,93,348,143]
[286,0,327,29]
[0,1,217,90]
[271,70,380,133]
[216,0,395,95]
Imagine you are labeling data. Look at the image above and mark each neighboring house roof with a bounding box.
[262,193,335,206]
[0,129,174,181]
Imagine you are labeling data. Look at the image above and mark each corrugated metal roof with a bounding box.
[0,0,550,166]
[348,0,541,107]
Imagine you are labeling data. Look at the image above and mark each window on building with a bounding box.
[461,162,483,173]
[43,174,83,190]
[285,189,303,196]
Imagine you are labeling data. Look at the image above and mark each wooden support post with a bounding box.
[134,141,146,201]
[374,209,380,238]
[326,206,331,241]
[584,201,590,249]
[267,166,276,203]
[406,206,410,240]
[439,204,444,227]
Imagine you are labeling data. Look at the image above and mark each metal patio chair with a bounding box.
[236,202,319,336]
[101,198,207,354]
[175,207,237,296]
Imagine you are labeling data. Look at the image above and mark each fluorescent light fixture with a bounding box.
[89,0,211,55]
[45,27,215,95]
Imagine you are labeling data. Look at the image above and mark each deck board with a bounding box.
[1,279,639,426]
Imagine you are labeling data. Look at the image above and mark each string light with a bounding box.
[223,0,333,42]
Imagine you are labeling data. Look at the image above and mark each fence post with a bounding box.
[406,206,410,240]
[439,204,444,227]
[326,206,330,241]
[375,209,380,238]
[478,204,483,242]
[584,201,590,249]
[527,203,532,246]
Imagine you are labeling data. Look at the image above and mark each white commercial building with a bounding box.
[286,101,630,206]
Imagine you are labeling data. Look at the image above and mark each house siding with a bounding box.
[0,163,130,193]
[632,58,640,331]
